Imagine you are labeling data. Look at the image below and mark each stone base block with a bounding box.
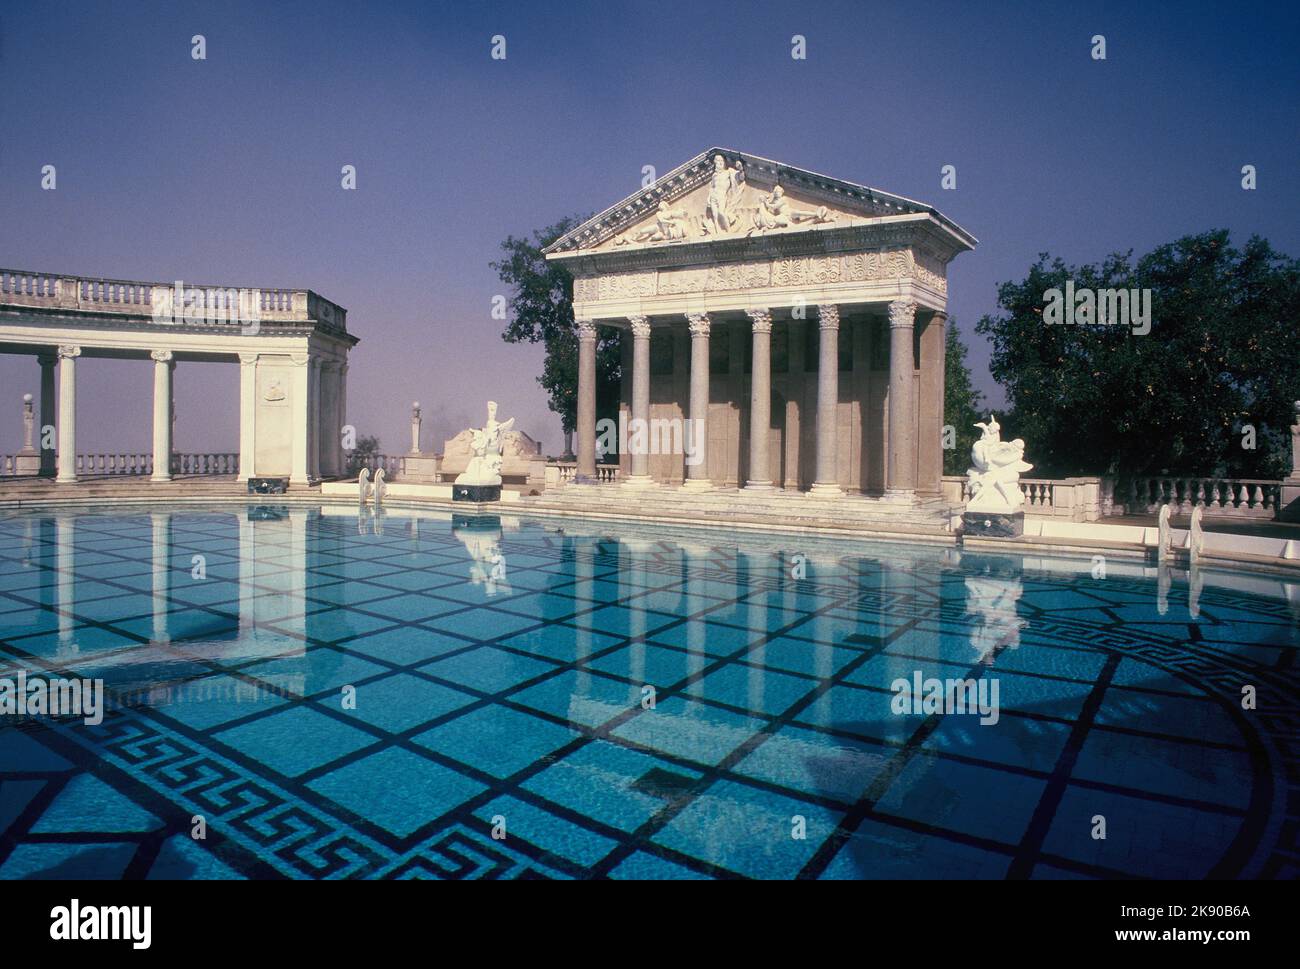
[962,510,1024,538]
[12,451,41,476]
[1280,479,1300,523]
[403,454,442,483]
[453,483,501,502]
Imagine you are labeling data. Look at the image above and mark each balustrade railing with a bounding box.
[1120,476,1281,518]
[549,461,621,485]
[0,453,240,477]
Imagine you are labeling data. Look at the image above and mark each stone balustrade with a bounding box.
[547,462,621,486]
[1120,476,1281,518]
[1,453,239,477]
[942,475,1115,522]
[0,268,347,332]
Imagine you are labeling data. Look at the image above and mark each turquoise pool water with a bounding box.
[0,504,1296,879]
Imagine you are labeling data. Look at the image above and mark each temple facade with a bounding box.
[545,148,975,501]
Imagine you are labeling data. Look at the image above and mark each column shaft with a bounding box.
[744,308,773,490]
[55,346,80,483]
[238,354,257,480]
[625,316,654,486]
[290,355,310,486]
[810,305,842,497]
[684,313,711,487]
[887,300,918,499]
[151,350,174,481]
[576,320,598,481]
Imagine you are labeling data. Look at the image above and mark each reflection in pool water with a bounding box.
[0,504,1296,880]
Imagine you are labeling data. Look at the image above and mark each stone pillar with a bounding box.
[684,312,712,489]
[744,307,773,490]
[918,311,947,494]
[624,315,654,487]
[336,363,349,476]
[290,353,310,487]
[38,354,55,476]
[575,319,598,482]
[238,353,257,481]
[308,356,322,481]
[410,401,422,453]
[810,304,843,498]
[150,350,175,482]
[55,345,80,483]
[1280,401,1300,522]
[886,299,917,501]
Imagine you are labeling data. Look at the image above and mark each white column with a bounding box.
[809,304,843,498]
[38,353,56,476]
[290,353,310,486]
[238,353,257,481]
[683,312,712,489]
[308,356,321,481]
[575,320,598,482]
[744,307,773,490]
[55,345,80,483]
[886,299,918,501]
[150,350,175,482]
[624,315,654,487]
[336,362,348,476]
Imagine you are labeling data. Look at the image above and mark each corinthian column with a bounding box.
[575,319,598,482]
[683,312,712,489]
[624,315,655,487]
[809,304,843,498]
[887,299,917,501]
[744,307,773,490]
[55,345,80,483]
[150,350,175,482]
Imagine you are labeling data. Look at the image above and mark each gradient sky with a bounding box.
[1,0,1297,457]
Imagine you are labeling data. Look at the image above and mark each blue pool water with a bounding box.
[0,504,1296,879]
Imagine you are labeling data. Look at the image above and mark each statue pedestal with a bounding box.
[453,483,501,502]
[403,453,441,483]
[963,511,1024,539]
[12,449,40,476]
[1279,477,1300,522]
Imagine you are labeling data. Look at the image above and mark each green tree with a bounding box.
[346,434,380,474]
[976,230,1300,478]
[943,322,984,476]
[492,216,622,456]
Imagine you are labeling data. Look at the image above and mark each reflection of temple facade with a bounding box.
[547,148,975,498]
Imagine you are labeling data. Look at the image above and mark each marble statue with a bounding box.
[358,467,373,505]
[373,466,387,505]
[750,185,791,234]
[965,416,1032,514]
[703,154,746,234]
[21,393,35,451]
[1189,503,1204,560]
[455,401,516,487]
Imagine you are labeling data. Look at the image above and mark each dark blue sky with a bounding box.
[2,0,1296,455]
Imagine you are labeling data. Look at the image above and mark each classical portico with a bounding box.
[0,270,357,486]
[545,148,975,502]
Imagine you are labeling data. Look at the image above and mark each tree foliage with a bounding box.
[975,231,1300,478]
[492,216,622,445]
[943,322,984,475]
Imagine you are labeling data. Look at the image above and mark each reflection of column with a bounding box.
[684,313,712,489]
[151,350,175,482]
[39,353,55,476]
[886,299,917,501]
[745,308,773,490]
[238,353,257,481]
[56,345,80,483]
[290,353,310,486]
[683,544,708,706]
[56,515,75,653]
[151,511,171,644]
[625,316,654,486]
[576,320,598,482]
[810,304,843,497]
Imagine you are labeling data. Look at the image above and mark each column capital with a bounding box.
[628,315,651,339]
[37,352,57,366]
[746,307,773,332]
[150,349,174,363]
[929,310,949,326]
[290,352,311,366]
[576,319,598,341]
[686,312,711,337]
[888,299,917,329]
[57,345,81,359]
[238,352,258,366]
[817,304,840,330]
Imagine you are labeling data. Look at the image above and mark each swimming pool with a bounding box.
[0,504,1295,879]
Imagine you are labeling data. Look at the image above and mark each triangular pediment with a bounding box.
[544,148,976,258]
